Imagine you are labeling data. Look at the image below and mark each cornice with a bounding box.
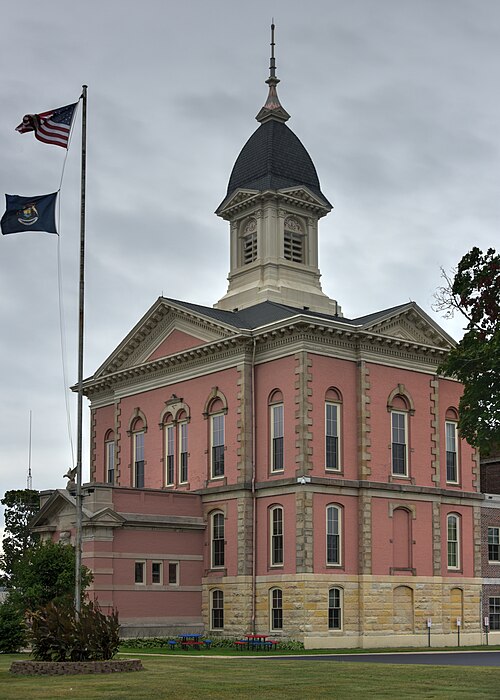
[85,316,452,403]
[217,187,329,220]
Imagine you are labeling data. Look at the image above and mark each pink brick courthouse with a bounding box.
[32,36,485,648]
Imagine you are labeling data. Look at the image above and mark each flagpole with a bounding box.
[75,84,87,614]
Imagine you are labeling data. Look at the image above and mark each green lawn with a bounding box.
[1,653,500,699]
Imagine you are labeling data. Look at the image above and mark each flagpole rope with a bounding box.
[55,98,81,470]
[56,204,75,470]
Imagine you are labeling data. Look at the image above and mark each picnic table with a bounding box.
[236,634,278,651]
[179,633,203,650]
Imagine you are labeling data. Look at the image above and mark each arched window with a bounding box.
[326,505,342,566]
[387,389,414,477]
[445,408,459,483]
[241,217,257,265]
[211,589,224,630]
[328,587,343,630]
[447,513,461,570]
[204,392,227,480]
[211,511,225,569]
[270,506,284,567]
[129,416,146,488]
[283,216,304,263]
[270,588,283,630]
[269,390,284,472]
[164,413,175,486]
[177,411,189,484]
[104,430,115,484]
[325,388,342,471]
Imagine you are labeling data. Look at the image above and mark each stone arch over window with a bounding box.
[159,398,191,427]
[127,408,148,435]
[446,407,459,421]
[325,387,342,402]
[203,387,228,418]
[284,216,305,263]
[387,384,415,415]
[393,585,414,632]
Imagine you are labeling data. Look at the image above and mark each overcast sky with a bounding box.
[0,0,498,534]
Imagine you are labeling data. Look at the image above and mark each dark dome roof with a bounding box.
[225,119,330,207]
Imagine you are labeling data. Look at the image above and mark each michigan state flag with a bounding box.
[1,192,58,235]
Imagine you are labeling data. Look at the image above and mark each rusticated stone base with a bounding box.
[10,659,144,676]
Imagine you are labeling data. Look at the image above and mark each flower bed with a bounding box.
[10,659,144,675]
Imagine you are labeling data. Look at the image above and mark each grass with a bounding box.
[2,652,500,699]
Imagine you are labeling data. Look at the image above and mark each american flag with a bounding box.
[16,102,77,149]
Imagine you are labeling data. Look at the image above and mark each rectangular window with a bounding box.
[211,590,224,630]
[165,424,175,486]
[447,515,460,569]
[490,597,500,630]
[152,561,162,585]
[445,421,459,483]
[168,562,179,585]
[271,589,283,630]
[134,561,145,584]
[179,421,188,483]
[326,506,341,566]
[328,588,342,630]
[325,403,340,471]
[270,403,284,472]
[488,527,500,562]
[211,414,225,478]
[391,411,407,476]
[105,440,115,484]
[270,507,284,566]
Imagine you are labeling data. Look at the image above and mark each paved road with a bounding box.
[289,651,500,666]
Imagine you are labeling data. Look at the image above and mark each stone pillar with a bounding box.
[429,378,440,485]
[432,501,441,575]
[357,360,372,480]
[294,351,313,476]
[237,494,254,577]
[358,489,372,574]
[236,354,254,484]
[296,490,314,573]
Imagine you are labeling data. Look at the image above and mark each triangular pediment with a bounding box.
[216,188,260,217]
[92,298,239,377]
[358,303,455,349]
[278,186,331,211]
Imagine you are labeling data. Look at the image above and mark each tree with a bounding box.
[9,540,93,613]
[435,247,500,455]
[0,489,40,586]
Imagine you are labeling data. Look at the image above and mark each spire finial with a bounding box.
[256,22,290,124]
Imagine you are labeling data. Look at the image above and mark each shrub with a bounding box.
[0,599,27,653]
[30,599,120,661]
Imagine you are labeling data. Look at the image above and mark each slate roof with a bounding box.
[166,298,351,330]
[223,120,331,207]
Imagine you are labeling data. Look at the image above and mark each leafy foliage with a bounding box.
[436,247,500,454]
[119,636,305,651]
[0,489,39,586]
[9,540,93,612]
[0,598,27,653]
[30,599,120,661]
